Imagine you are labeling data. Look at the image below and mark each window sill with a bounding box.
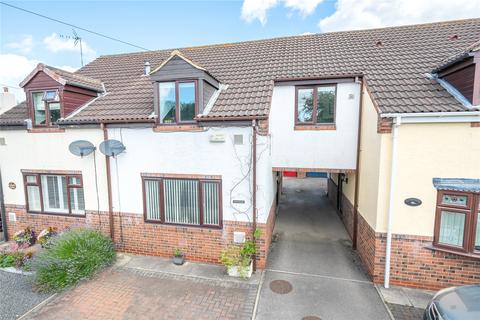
[28,127,65,133]
[425,245,480,260]
[144,219,222,230]
[294,124,336,131]
[27,211,86,218]
[153,124,203,132]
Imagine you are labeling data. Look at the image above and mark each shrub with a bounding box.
[0,252,29,268]
[220,229,262,278]
[37,227,58,248]
[31,228,116,292]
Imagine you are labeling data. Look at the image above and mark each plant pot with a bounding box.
[173,254,185,265]
[227,261,253,278]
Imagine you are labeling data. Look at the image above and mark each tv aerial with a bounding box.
[60,29,84,66]
[69,140,96,158]
[99,139,126,157]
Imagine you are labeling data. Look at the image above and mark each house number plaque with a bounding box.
[8,182,16,190]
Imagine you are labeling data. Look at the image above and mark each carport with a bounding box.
[255,177,390,320]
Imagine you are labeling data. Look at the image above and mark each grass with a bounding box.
[31,228,116,292]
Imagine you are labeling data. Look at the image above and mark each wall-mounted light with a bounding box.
[404,198,422,207]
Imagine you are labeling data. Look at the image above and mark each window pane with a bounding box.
[297,88,314,123]
[26,175,37,184]
[159,82,176,123]
[164,179,199,225]
[43,90,58,101]
[203,182,220,225]
[475,214,480,251]
[33,92,46,125]
[69,187,85,215]
[438,210,465,247]
[41,175,68,213]
[49,103,61,123]
[317,86,335,123]
[69,176,81,185]
[27,185,41,211]
[441,194,468,207]
[145,180,161,221]
[179,82,196,121]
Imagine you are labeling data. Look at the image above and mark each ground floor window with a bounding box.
[434,190,479,254]
[23,172,85,216]
[143,176,222,228]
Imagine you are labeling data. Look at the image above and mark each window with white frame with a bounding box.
[143,176,221,227]
[24,173,85,215]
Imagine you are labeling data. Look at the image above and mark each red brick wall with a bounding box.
[327,178,354,239]
[356,213,480,290]
[5,202,277,269]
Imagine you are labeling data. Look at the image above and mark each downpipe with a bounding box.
[252,119,257,272]
[384,116,401,288]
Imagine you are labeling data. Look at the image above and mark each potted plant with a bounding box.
[173,248,185,265]
[13,227,36,248]
[220,229,262,279]
[37,227,58,248]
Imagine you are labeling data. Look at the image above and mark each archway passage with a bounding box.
[255,177,390,320]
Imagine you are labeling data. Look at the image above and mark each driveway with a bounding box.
[255,178,391,320]
[0,270,52,320]
[22,255,259,320]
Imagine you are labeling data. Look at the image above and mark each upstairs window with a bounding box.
[434,190,479,255]
[32,90,60,126]
[296,85,336,125]
[159,80,197,124]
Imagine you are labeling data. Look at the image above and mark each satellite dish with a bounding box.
[99,139,126,157]
[69,140,96,157]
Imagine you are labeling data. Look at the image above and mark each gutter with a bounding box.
[384,116,401,289]
[252,119,257,272]
[101,123,115,240]
[380,111,480,123]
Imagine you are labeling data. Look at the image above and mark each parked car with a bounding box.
[424,285,480,320]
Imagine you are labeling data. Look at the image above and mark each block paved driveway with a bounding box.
[24,266,257,320]
[255,178,391,320]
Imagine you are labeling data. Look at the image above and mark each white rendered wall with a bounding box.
[0,129,109,212]
[107,126,274,223]
[269,83,361,170]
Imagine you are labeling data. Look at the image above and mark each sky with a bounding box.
[1,0,480,102]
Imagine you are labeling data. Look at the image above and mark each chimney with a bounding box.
[144,62,151,75]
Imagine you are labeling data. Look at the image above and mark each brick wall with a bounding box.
[4,202,277,269]
[356,212,480,290]
[327,178,354,239]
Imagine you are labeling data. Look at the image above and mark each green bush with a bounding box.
[0,252,29,268]
[32,228,116,292]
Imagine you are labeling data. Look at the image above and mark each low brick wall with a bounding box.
[5,202,277,269]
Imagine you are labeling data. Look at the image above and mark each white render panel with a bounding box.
[269,83,361,170]
[0,128,109,212]
[107,126,274,223]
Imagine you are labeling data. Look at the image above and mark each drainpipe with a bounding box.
[0,167,8,241]
[252,119,257,272]
[352,77,364,250]
[384,116,401,289]
[101,123,115,240]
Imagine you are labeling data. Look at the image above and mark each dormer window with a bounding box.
[32,90,61,126]
[159,80,197,124]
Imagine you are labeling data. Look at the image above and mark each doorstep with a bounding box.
[115,253,262,286]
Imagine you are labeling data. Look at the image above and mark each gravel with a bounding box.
[0,270,52,320]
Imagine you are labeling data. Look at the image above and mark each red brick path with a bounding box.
[25,267,257,320]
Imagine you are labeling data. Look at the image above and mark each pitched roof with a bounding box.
[2,18,480,125]
[433,39,480,73]
[20,63,104,92]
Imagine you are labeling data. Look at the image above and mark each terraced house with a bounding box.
[0,18,479,290]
